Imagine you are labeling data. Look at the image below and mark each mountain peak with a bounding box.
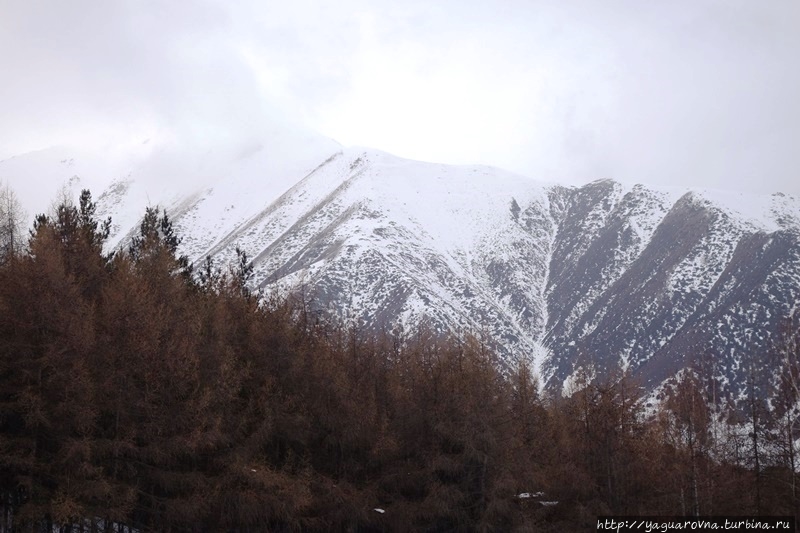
[2,139,798,408]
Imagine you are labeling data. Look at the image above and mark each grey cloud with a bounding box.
[1,0,799,195]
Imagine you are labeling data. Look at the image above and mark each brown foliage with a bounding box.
[1,187,798,531]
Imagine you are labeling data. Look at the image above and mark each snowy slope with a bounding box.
[2,140,799,407]
[0,127,342,247]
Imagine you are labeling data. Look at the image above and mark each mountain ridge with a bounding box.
[2,139,799,405]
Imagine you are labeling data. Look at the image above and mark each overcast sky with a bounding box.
[2,0,799,194]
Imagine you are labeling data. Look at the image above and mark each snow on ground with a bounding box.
[699,187,799,232]
[0,124,342,252]
[3,132,798,400]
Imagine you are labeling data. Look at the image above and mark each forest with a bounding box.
[0,188,799,532]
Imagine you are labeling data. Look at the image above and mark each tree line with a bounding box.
[0,186,799,531]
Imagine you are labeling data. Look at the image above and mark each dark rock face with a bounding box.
[95,149,800,407]
[542,186,800,403]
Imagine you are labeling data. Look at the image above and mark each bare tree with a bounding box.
[664,370,713,515]
[0,182,26,262]
[772,314,800,518]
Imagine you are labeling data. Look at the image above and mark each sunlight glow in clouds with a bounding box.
[2,0,800,194]
[312,14,548,170]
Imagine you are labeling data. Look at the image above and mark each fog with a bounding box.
[2,0,799,195]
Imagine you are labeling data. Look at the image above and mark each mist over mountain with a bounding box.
[2,132,799,407]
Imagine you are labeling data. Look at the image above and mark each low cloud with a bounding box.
[2,0,799,195]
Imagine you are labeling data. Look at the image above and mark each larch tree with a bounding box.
[663,371,713,516]
[0,190,113,529]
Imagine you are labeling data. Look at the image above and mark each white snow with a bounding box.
[3,131,798,394]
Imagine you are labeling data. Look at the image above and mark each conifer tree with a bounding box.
[129,206,191,278]
[0,190,111,528]
[663,371,713,515]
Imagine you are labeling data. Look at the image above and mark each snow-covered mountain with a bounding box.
[3,136,799,406]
